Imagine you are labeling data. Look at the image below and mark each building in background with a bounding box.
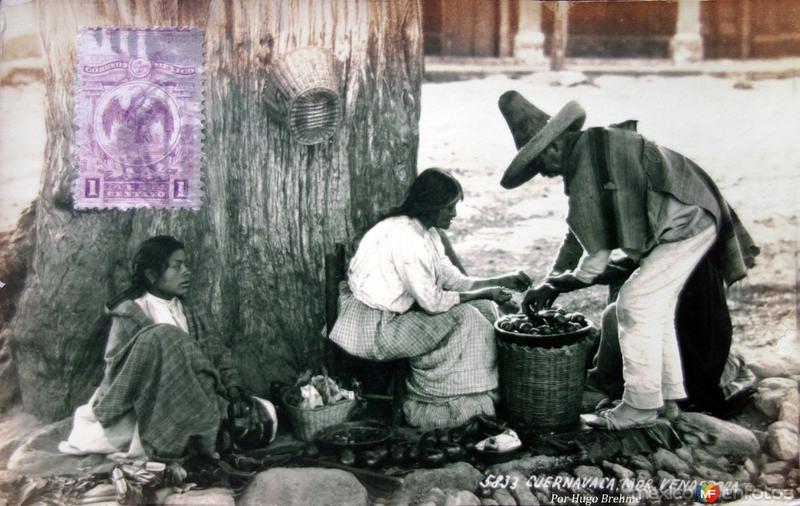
[423,0,800,64]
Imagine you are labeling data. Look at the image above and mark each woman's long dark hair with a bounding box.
[107,235,185,308]
[382,167,464,223]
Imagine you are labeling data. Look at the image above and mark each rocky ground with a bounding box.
[0,380,797,505]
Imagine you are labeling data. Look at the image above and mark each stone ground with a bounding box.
[0,377,797,505]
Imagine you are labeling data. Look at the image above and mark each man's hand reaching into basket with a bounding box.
[522,283,559,317]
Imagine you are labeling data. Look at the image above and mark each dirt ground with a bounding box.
[0,72,798,358]
[417,72,799,359]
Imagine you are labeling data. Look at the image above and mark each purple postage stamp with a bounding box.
[75,28,204,209]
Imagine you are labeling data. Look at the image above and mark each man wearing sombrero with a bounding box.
[498,91,759,430]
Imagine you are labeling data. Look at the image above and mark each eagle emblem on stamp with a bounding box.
[75,28,204,209]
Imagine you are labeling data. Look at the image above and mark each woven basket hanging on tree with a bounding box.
[263,46,342,145]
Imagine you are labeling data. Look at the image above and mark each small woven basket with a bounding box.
[264,46,342,145]
[282,389,357,441]
[496,327,592,430]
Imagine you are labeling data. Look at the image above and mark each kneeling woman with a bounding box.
[330,168,530,430]
[61,236,245,459]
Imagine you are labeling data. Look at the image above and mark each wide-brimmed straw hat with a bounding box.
[498,91,586,189]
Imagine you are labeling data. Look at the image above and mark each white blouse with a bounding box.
[134,292,189,332]
[347,216,474,314]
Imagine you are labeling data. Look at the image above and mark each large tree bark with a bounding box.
[4,0,422,421]
[0,207,36,409]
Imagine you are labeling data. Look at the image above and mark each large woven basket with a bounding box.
[282,389,357,441]
[497,327,592,430]
[264,46,342,145]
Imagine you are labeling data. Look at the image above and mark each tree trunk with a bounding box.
[5,0,422,421]
[0,206,36,409]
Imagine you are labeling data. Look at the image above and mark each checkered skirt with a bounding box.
[330,285,499,402]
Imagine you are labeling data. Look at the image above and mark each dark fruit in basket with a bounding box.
[570,313,587,325]
[499,309,587,336]
[339,449,356,466]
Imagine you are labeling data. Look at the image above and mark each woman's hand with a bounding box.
[496,271,533,292]
[460,286,513,304]
[459,286,513,304]
[487,287,513,304]
[522,283,559,317]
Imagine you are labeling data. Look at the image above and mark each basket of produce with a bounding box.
[282,370,358,441]
[495,308,593,430]
[494,308,593,348]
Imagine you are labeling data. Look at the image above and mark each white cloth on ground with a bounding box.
[616,224,717,409]
[347,216,474,313]
[58,390,143,457]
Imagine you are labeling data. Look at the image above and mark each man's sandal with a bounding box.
[594,397,621,411]
[582,408,657,430]
[658,400,680,421]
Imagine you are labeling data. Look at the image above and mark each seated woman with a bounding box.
[329,168,530,430]
[60,236,249,460]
